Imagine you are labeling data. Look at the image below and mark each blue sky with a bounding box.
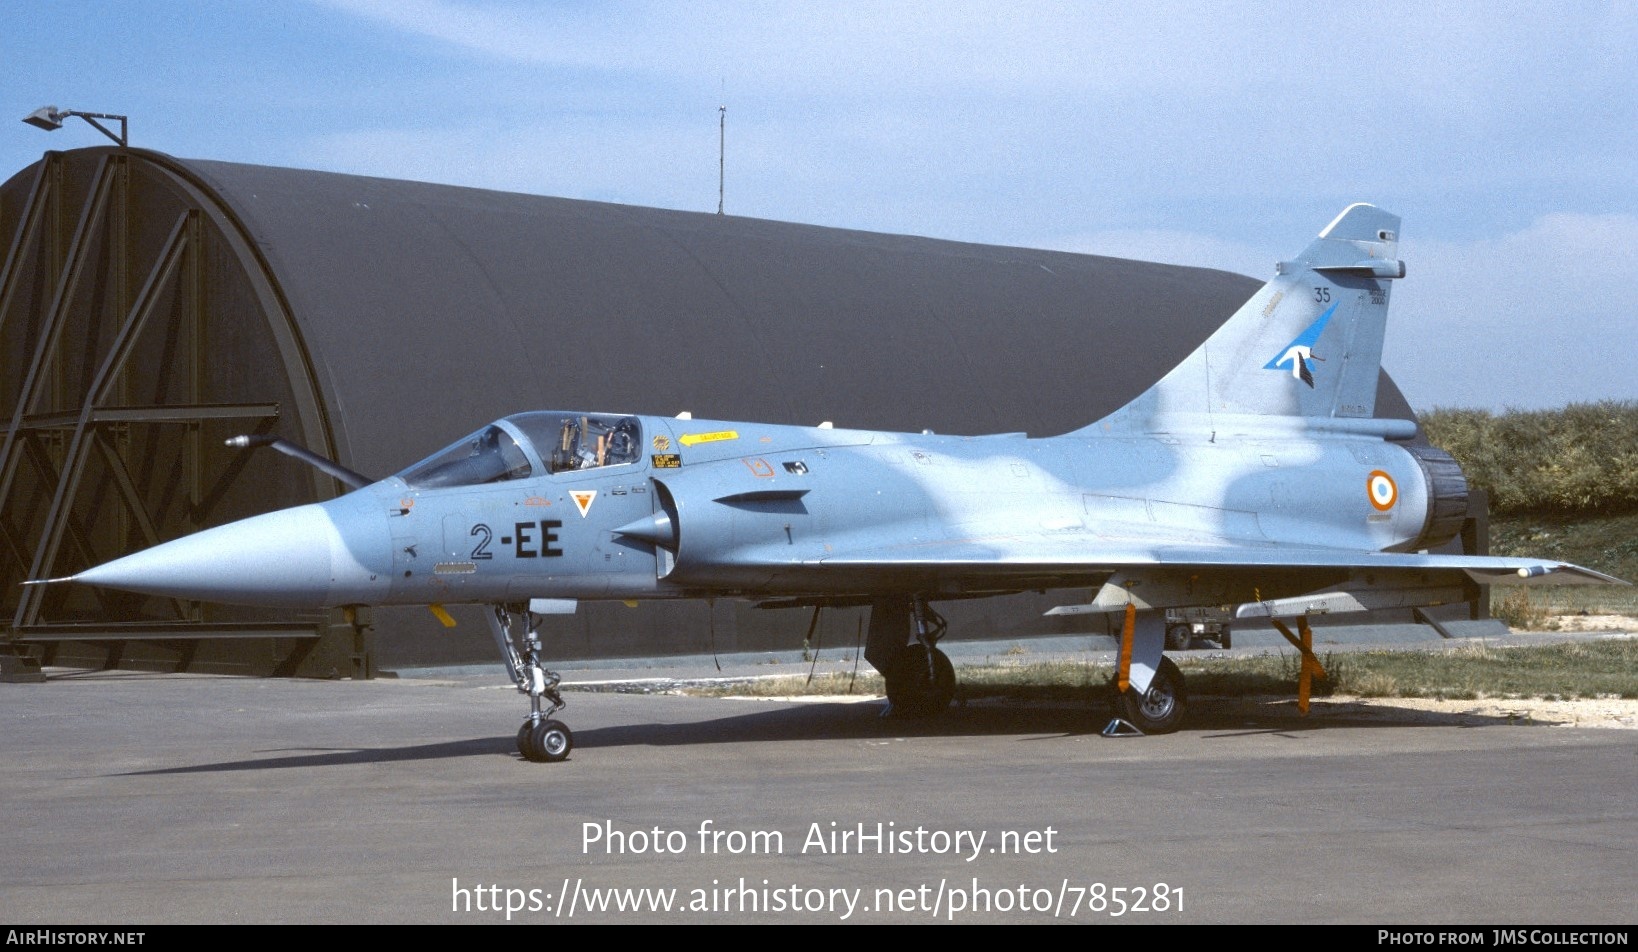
[5,1,1634,411]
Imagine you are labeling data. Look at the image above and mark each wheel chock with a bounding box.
[1101,717,1145,737]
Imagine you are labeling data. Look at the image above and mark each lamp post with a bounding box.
[22,106,128,147]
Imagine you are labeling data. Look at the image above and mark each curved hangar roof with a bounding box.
[0,147,1416,667]
[181,156,1418,470]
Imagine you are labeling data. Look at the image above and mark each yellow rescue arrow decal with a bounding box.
[679,430,739,446]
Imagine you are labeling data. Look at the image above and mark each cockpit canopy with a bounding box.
[538,413,641,473]
[397,412,643,488]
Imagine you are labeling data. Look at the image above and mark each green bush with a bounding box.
[1419,401,1638,515]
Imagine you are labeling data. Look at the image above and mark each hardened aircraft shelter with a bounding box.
[0,147,1441,676]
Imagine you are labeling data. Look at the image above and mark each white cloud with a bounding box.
[11,1,1627,414]
[1046,213,1638,412]
[1386,213,1638,410]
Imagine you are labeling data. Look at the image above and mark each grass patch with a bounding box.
[1489,511,1638,582]
[688,659,1107,703]
[686,641,1638,702]
[1173,642,1638,700]
[1347,641,1637,700]
[1487,511,1638,616]
[693,670,886,698]
[1493,588,1557,631]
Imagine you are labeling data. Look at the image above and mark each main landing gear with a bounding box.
[1111,656,1187,734]
[488,603,573,762]
[879,599,955,718]
[1099,604,1189,735]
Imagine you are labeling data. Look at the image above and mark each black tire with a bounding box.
[516,721,534,756]
[1114,657,1187,734]
[1164,624,1191,651]
[885,644,955,717]
[522,718,574,762]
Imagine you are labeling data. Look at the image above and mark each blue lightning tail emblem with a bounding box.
[1264,302,1338,388]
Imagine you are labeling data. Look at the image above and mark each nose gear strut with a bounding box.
[488,603,573,762]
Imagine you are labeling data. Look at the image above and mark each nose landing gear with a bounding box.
[519,715,573,763]
[489,603,574,762]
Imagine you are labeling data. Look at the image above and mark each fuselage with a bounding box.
[77,409,1453,609]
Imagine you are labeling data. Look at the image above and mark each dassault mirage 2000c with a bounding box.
[55,204,1623,761]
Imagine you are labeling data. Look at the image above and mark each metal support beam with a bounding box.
[90,430,166,550]
[14,434,116,618]
[0,151,345,673]
[1462,488,1490,621]
[0,156,117,528]
[0,512,29,585]
[91,431,193,623]
[14,212,192,628]
[0,156,54,347]
[10,622,324,641]
[2,403,281,433]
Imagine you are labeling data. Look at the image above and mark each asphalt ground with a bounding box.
[2,627,1634,925]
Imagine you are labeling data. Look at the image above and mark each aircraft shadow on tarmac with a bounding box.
[114,695,1558,775]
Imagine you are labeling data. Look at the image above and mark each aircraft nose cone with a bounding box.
[75,503,384,607]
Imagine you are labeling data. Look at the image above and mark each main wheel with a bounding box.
[522,718,574,762]
[1114,657,1187,734]
[885,644,955,717]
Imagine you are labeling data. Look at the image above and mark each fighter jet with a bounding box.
[51,204,1623,761]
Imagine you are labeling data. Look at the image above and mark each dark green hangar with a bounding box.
[0,147,1424,676]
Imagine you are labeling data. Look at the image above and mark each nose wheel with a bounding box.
[489,603,574,763]
[519,717,573,763]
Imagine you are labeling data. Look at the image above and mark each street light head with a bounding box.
[21,106,127,147]
[22,106,64,132]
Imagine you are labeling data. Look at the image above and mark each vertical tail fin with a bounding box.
[1085,204,1406,434]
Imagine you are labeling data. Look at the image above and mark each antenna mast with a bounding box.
[717,101,726,215]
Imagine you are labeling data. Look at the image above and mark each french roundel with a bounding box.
[1367,470,1398,511]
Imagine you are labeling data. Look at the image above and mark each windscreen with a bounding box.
[398,424,533,488]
